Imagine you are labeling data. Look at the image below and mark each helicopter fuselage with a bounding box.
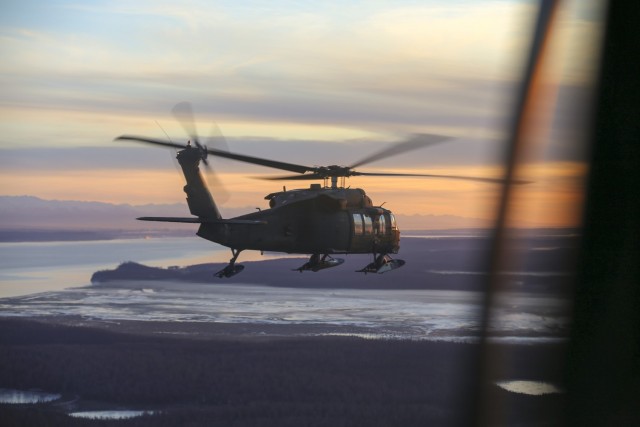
[196,186,401,256]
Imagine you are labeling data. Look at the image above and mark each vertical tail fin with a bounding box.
[177,147,221,219]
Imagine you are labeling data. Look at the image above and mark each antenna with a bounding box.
[155,120,173,143]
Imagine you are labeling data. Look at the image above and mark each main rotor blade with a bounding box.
[116,134,314,174]
[258,173,325,181]
[353,171,531,184]
[205,147,316,174]
[116,136,230,203]
[172,102,199,144]
[115,135,187,150]
[349,133,452,169]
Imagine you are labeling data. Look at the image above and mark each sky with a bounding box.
[0,0,605,228]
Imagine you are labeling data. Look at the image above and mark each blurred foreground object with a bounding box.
[470,0,639,425]
[564,1,640,425]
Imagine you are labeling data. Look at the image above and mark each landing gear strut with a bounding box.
[357,253,405,274]
[295,253,344,272]
[215,248,245,278]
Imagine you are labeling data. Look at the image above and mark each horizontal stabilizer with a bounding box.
[138,217,202,223]
[137,217,266,225]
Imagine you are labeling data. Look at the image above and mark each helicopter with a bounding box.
[116,103,522,278]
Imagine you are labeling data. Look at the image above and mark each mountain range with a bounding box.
[0,195,490,235]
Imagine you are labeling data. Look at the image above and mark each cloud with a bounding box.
[1,1,603,156]
[0,2,531,136]
[0,0,603,228]
[1,1,601,140]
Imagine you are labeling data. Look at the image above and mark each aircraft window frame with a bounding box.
[390,213,398,231]
[352,213,363,235]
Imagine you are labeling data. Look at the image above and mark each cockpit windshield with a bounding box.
[389,213,398,230]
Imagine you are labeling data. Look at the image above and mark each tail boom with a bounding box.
[177,147,221,219]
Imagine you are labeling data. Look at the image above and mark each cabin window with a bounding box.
[390,213,398,231]
[363,214,373,235]
[378,215,387,235]
[352,213,363,235]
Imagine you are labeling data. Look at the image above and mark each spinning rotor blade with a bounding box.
[115,134,231,203]
[242,134,458,181]
[353,171,531,185]
[115,135,314,174]
[349,133,452,169]
[259,173,326,181]
[205,147,315,174]
[172,101,212,167]
[115,135,187,150]
[119,117,513,186]
[172,102,200,145]
[203,121,231,203]
[260,171,529,185]
[205,122,230,153]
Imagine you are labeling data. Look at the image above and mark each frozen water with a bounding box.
[0,237,571,343]
[69,410,154,420]
[495,380,564,395]
[0,388,61,404]
[0,281,569,343]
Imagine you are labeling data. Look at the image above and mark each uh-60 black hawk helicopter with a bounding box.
[116,104,519,278]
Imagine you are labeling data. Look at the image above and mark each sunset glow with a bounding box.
[1,0,603,229]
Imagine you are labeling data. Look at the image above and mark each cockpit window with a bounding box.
[378,214,387,235]
[363,214,373,235]
[390,213,398,230]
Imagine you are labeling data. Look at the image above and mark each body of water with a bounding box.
[69,410,155,420]
[0,236,571,343]
[0,237,292,298]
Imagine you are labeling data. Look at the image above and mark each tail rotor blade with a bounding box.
[172,101,200,146]
[205,122,230,152]
[172,101,214,166]
[203,122,230,204]
[205,167,230,204]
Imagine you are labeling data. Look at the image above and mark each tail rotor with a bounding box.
[172,101,210,166]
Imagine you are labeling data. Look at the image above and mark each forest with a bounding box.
[0,318,565,426]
